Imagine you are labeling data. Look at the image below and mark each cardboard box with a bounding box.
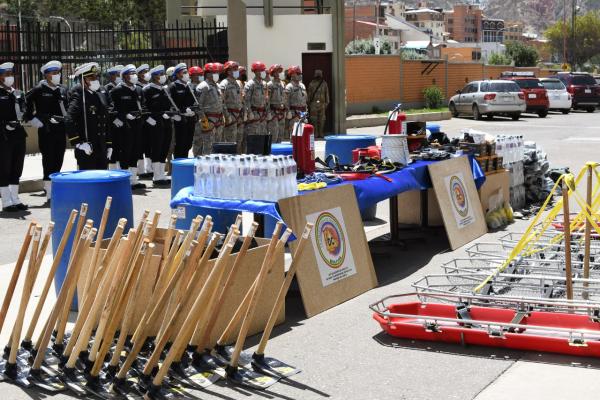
[478,170,510,214]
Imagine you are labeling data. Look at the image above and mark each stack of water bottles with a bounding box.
[193,154,299,202]
[494,135,526,209]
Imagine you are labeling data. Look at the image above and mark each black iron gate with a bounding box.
[0,19,228,91]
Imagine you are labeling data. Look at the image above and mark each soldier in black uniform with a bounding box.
[23,60,68,202]
[135,64,153,178]
[104,65,123,169]
[143,65,172,187]
[65,62,112,170]
[169,63,197,159]
[0,62,28,212]
[109,64,146,189]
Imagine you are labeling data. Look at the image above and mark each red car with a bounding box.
[501,72,549,118]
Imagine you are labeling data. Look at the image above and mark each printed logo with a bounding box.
[449,175,469,218]
[315,212,346,269]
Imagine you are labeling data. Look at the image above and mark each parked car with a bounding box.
[448,80,526,121]
[549,72,600,112]
[540,78,572,114]
[500,72,549,118]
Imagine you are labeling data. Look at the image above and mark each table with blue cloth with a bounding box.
[170,155,485,240]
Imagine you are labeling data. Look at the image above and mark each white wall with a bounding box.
[197,0,302,16]
[246,14,333,69]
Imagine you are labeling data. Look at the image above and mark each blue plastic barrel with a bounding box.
[271,142,293,156]
[426,123,441,134]
[325,135,377,165]
[171,158,196,199]
[170,158,238,234]
[50,170,133,306]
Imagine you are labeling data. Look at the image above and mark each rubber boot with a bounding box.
[1,186,18,212]
[43,180,51,200]
[10,184,27,210]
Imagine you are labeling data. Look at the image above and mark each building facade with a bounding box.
[444,4,482,43]
[405,8,445,41]
[503,21,525,42]
[482,18,505,43]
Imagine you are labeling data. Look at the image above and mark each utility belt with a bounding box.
[269,104,286,120]
[225,108,243,127]
[206,112,224,127]
[247,106,267,123]
[290,106,307,111]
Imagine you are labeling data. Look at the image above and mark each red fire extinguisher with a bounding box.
[386,103,407,135]
[292,113,315,176]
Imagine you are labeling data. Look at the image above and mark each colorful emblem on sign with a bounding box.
[449,175,469,218]
[315,212,346,269]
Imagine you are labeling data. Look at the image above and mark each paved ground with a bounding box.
[0,110,599,399]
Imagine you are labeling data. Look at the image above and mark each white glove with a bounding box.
[113,118,124,128]
[184,107,195,117]
[146,117,157,126]
[286,111,293,119]
[5,124,15,131]
[106,148,113,160]
[126,113,136,120]
[76,142,93,156]
[50,117,59,124]
[172,114,182,122]
[30,117,44,128]
[162,113,170,120]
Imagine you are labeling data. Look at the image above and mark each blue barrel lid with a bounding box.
[50,170,131,183]
[427,123,441,133]
[325,134,377,141]
[171,158,196,167]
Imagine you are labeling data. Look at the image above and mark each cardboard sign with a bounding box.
[279,184,377,317]
[428,157,487,250]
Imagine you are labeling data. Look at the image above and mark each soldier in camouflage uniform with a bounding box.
[285,65,307,139]
[243,61,268,140]
[267,64,286,143]
[194,63,224,156]
[219,61,244,152]
[307,69,330,138]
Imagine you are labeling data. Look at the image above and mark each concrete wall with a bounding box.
[196,0,302,16]
[246,14,333,68]
[345,55,554,114]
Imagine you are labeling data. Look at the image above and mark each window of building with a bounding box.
[472,51,481,60]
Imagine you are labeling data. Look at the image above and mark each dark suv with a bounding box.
[549,72,600,112]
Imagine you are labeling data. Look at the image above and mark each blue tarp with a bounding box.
[170,155,485,222]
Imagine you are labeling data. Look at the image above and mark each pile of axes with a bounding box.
[0,196,313,399]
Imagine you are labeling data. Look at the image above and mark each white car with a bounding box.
[448,80,526,120]
[540,78,572,114]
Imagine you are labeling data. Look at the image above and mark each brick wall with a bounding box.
[345,55,555,114]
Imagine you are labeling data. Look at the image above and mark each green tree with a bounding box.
[545,11,600,69]
[345,39,392,55]
[487,52,512,65]
[504,40,539,67]
[3,0,165,26]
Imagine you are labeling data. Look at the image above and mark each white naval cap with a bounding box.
[106,64,124,75]
[149,65,165,76]
[40,60,62,74]
[73,62,100,78]
[0,62,14,74]
[136,64,150,74]
[166,66,175,77]
[173,63,187,76]
[120,64,136,77]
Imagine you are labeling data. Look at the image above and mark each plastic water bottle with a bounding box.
[289,156,298,196]
[258,158,269,201]
[194,156,207,196]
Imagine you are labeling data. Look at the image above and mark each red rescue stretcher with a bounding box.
[371,292,600,358]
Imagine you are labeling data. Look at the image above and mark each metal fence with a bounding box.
[0,19,228,91]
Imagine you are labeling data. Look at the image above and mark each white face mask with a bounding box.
[198,76,205,82]
[3,76,14,87]
[143,72,151,82]
[279,72,285,80]
[181,73,190,83]
[212,73,219,82]
[128,74,138,85]
[260,71,267,79]
[158,75,167,85]
[115,77,123,85]
[50,74,61,85]
[232,70,240,79]
[88,80,101,92]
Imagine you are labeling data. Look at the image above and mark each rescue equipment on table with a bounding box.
[314,154,403,182]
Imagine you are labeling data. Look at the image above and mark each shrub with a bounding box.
[488,52,512,66]
[423,85,444,109]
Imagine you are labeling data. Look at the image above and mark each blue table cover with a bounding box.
[170,155,485,222]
